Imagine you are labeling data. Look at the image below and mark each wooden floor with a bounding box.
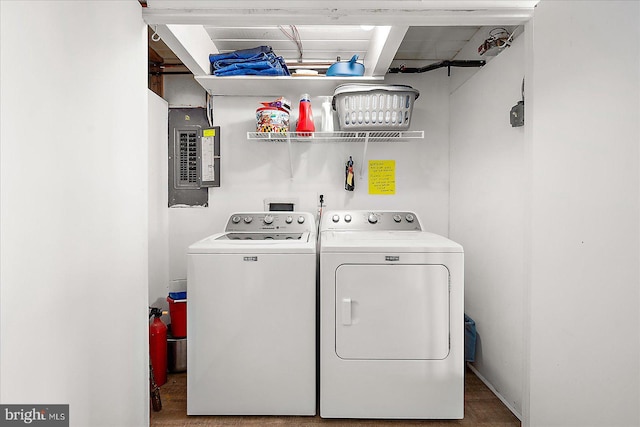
[150,367,520,427]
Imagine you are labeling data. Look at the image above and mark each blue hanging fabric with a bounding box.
[209,46,290,76]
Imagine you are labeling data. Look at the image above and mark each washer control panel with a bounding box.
[323,211,422,231]
[226,212,312,232]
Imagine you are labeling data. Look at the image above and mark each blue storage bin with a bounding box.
[169,291,187,300]
[464,314,477,362]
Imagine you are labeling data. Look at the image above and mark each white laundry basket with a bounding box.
[332,84,420,131]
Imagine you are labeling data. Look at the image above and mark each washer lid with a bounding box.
[320,230,463,253]
[217,233,305,241]
[188,231,316,254]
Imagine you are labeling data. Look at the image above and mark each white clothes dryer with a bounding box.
[319,210,464,419]
[187,212,316,416]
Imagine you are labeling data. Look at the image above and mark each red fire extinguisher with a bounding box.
[149,307,167,387]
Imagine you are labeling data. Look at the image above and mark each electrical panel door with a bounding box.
[168,108,220,207]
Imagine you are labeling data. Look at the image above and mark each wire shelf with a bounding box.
[246,130,424,178]
[246,130,424,143]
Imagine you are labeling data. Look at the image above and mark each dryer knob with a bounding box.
[332,214,340,223]
[393,214,402,223]
[231,215,241,224]
[344,214,352,223]
[368,213,378,224]
[263,215,274,225]
[297,216,305,224]
[285,216,293,224]
[244,216,253,224]
[405,214,415,223]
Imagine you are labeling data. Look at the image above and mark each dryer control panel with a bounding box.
[321,210,422,231]
[225,212,314,233]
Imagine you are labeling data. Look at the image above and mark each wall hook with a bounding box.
[151,26,161,42]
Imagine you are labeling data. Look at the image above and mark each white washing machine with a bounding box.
[187,212,316,416]
[319,210,464,419]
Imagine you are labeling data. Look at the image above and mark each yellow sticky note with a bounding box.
[203,129,216,137]
[368,160,396,195]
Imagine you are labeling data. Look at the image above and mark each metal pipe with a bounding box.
[388,60,486,76]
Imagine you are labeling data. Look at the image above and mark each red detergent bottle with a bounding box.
[296,93,315,135]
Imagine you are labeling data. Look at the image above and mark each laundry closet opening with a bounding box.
[145,2,535,423]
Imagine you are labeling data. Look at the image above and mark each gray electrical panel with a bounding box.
[168,108,220,207]
[175,129,199,189]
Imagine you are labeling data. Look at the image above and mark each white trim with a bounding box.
[365,26,409,77]
[154,24,218,76]
[521,18,535,427]
[142,1,539,26]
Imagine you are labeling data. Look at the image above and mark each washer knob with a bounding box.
[344,214,352,223]
[297,216,305,224]
[263,214,274,225]
[405,214,415,223]
[285,216,293,224]
[368,213,378,224]
[231,215,241,224]
[393,214,402,223]
[332,214,340,223]
[244,216,253,224]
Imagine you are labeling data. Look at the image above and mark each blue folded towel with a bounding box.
[213,53,272,69]
[215,67,288,76]
[209,46,290,76]
[209,46,272,63]
[214,57,288,76]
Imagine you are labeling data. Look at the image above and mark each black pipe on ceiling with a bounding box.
[388,60,486,76]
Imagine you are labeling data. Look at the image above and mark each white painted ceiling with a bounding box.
[143,1,534,76]
[206,25,375,64]
[205,25,500,64]
[152,24,517,71]
[396,26,486,61]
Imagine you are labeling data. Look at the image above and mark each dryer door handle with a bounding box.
[341,298,352,325]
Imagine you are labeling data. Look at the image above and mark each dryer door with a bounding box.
[335,264,449,360]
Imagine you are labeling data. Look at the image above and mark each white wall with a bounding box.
[449,34,526,417]
[163,72,453,281]
[527,1,640,426]
[0,2,149,426]
[148,91,170,322]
